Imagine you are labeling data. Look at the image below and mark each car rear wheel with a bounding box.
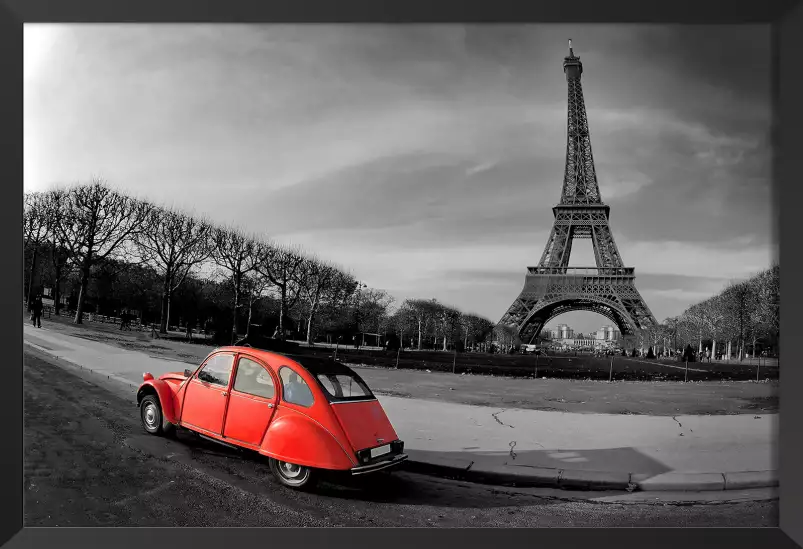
[269,458,316,489]
[140,394,174,436]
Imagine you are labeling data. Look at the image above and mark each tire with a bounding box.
[269,458,317,490]
[140,394,174,436]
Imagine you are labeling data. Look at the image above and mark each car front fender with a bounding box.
[260,408,356,470]
[136,379,178,425]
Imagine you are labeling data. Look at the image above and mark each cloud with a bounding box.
[23,24,774,333]
[641,288,723,302]
[465,159,500,176]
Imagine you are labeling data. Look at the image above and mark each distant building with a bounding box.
[595,325,621,342]
[548,323,574,340]
[542,322,622,350]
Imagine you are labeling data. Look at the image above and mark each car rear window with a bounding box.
[316,373,373,401]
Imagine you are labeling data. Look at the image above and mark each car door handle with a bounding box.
[221,391,228,396]
[267,403,274,408]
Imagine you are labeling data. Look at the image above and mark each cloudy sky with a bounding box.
[24,24,775,334]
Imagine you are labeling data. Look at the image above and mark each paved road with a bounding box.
[24,348,777,527]
[23,325,776,476]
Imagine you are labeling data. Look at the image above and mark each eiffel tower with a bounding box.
[498,40,657,345]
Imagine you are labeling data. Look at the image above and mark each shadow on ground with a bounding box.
[151,430,603,507]
[406,447,673,478]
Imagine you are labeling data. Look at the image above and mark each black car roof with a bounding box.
[281,354,359,377]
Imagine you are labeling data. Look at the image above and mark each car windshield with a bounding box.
[315,373,373,401]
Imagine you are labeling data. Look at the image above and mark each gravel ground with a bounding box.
[24,347,777,527]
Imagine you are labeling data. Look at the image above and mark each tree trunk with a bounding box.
[74,263,91,324]
[306,295,319,345]
[159,293,169,334]
[27,247,38,307]
[158,271,173,333]
[278,285,286,341]
[231,276,240,345]
[711,338,717,360]
[246,300,253,337]
[306,314,315,345]
[417,320,422,350]
[726,340,732,360]
[53,278,61,316]
[53,262,62,316]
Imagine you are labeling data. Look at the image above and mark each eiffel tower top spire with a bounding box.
[560,39,603,207]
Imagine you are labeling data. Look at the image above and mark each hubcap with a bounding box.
[143,403,158,429]
[277,461,308,485]
[280,462,302,477]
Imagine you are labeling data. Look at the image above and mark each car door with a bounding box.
[222,355,278,447]
[181,352,235,435]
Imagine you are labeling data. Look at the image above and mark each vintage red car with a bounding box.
[136,346,407,489]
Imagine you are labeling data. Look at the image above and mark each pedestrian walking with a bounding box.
[186,316,195,341]
[120,310,132,330]
[31,294,43,328]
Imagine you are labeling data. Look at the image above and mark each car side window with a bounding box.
[279,367,314,407]
[233,357,275,399]
[197,354,234,387]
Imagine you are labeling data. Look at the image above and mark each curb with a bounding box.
[403,453,778,493]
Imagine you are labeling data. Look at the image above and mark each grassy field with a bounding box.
[27,312,778,415]
[304,346,779,383]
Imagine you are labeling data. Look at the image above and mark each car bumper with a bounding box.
[350,453,408,475]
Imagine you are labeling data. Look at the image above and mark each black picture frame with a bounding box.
[3,0,800,548]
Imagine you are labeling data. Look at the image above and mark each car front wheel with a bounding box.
[140,394,174,436]
[269,458,316,490]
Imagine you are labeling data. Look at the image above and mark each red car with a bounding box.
[136,346,408,489]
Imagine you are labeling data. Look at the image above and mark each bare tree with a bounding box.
[241,271,272,337]
[752,264,779,355]
[23,192,52,305]
[400,298,438,350]
[719,280,756,361]
[135,205,212,333]
[256,243,307,340]
[746,266,779,357]
[389,302,416,348]
[41,190,75,315]
[439,305,461,351]
[51,180,149,324]
[356,288,395,346]
[460,313,493,350]
[493,323,518,352]
[210,226,260,344]
[297,257,343,345]
[662,317,680,354]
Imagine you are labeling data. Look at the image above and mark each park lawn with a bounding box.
[32,312,777,416]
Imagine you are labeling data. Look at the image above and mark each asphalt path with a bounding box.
[23,347,778,527]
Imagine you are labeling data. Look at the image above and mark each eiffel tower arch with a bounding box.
[498,40,657,347]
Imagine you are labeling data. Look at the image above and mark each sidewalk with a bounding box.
[23,325,778,492]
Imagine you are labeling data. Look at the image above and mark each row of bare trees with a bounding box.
[23,179,496,348]
[641,265,779,360]
[385,298,496,351]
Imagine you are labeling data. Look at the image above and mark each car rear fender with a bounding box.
[136,379,178,424]
[260,408,356,470]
